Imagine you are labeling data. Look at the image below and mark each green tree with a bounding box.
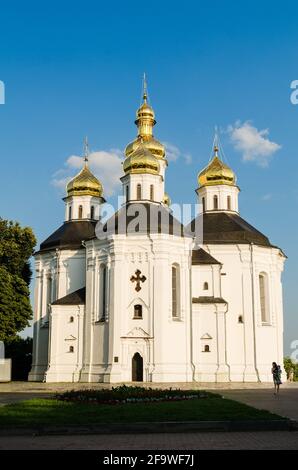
[0,219,36,341]
[5,336,33,380]
[0,219,36,284]
[284,356,298,381]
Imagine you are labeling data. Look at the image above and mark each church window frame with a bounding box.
[90,205,95,219]
[227,195,231,211]
[136,183,142,200]
[259,272,270,324]
[203,282,208,290]
[172,263,181,319]
[99,263,107,321]
[78,205,83,219]
[46,275,52,315]
[202,196,206,212]
[133,304,143,319]
[213,195,218,210]
[68,205,72,221]
[150,184,154,201]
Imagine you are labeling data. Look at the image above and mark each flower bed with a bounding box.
[56,385,217,405]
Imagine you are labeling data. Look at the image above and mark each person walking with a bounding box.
[272,362,282,395]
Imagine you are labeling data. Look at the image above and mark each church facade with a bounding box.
[29,87,286,383]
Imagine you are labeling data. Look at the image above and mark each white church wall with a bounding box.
[57,250,86,299]
[85,234,193,383]
[198,185,239,213]
[191,266,214,297]
[205,243,285,382]
[45,304,84,382]
[192,304,218,381]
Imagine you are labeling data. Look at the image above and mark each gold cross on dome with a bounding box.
[130,269,146,292]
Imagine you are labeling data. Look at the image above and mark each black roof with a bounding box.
[38,220,97,253]
[192,248,221,265]
[37,208,277,254]
[192,296,227,304]
[52,287,86,305]
[190,212,273,247]
[99,202,186,237]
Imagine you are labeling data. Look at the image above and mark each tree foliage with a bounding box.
[0,219,36,341]
[0,219,36,284]
[5,336,33,380]
[284,356,298,381]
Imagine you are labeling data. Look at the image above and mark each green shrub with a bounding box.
[56,385,217,404]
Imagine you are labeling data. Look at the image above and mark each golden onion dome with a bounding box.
[162,192,171,206]
[124,76,166,161]
[198,146,236,187]
[123,143,160,175]
[66,161,103,197]
[136,100,155,121]
[125,135,165,160]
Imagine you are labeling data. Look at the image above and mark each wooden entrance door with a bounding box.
[132,352,143,381]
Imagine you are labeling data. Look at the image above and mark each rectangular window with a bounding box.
[172,266,178,318]
[137,184,142,200]
[99,265,107,320]
[46,276,52,314]
[259,274,269,324]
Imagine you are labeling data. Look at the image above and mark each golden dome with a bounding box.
[136,100,155,121]
[198,146,236,187]
[162,192,171,206]
[125,135,165,160]
[67,161,103,197]
[123,143,160,175]
[124,76,166,161]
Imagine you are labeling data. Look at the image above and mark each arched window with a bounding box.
[227,196,231,210]
[46,276,52,314]
[238,315,243,324]
[172,264,180,318]
[126,185,129,202]
[203,282,208,290]
[213,195,218,210]
[202,197,206,212]
[136,184,142,200]
[204,345,210,352]
[150,184,154,201]
[69,346,74,353]
[90,205,95,219]
[69,316,74,323]
[68,206,72,221]
[78,205,83,219]
[99,264,107,320]
[133,304,143,319]
[259,273,269,324]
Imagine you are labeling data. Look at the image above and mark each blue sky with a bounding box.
[0,0,297,353]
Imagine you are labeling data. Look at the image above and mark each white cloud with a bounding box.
[163,142,192,165]
[52,149,123,197]
[262,193,272,201]
[228,121,281,167]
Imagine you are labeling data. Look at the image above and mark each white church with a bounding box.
[29,84,286,383]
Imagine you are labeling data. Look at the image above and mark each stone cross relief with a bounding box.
[130,269,146,292]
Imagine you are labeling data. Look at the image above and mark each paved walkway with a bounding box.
[222,388,298,422]
[4,381,296,393]
[0,431,297,450]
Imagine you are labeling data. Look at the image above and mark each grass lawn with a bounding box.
[0,395,283,427]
